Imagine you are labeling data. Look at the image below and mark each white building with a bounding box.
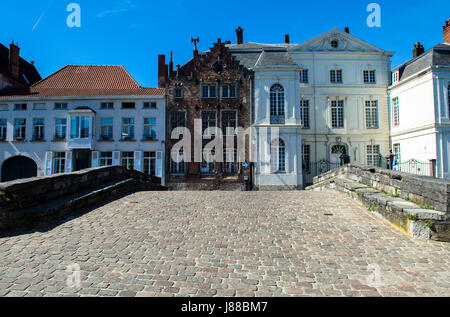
[0,65,166,184]
[389,40,450,178]
[229,28,393,189]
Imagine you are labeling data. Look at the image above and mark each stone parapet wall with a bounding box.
[0,167,163,213]
[314,164,450,213]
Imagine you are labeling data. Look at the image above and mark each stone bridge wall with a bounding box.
[0,167,163,213]
[314,164,450,213]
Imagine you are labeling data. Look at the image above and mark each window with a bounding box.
[100,152,113,167]
[393,144,401,163]
[14,104,27,111]
[144,152,156,176]
[222,83,237,98]
[70,116,90,138]
[0,119,6,141]
[121,118,135,140]
[33,103,46,110]
[174,88,183,99]
[122,102,135,109]
[54,103,68,110]
[223,149,238,174]
[121,152,134,170]
[222,110,237,136]
[392,71,399,84]
[144,102,157,109]
[201,84,217,98]
[270,84,285,124]
[201,111,217,136]
[300,100,310,129]
[302,144,311,173]
[100,118,113,140]
[364,70,376,84]
[170,111,186,132]
[331,40,339,49]
[365,101,378,129]
[53,152,66,174]
[367,145,380,167]
[143,118,157,140]
[100,102,114,110]
[55,118,67,139]
[33,118,45,140]
[201,149,216,174]
[14,119,26,140]
[300,69,308,83]
[170,149,185,174]
[331,100,344,128]
[0,104,8,111]
[392,97,400,127]
[330,69,342,83]
[271,139,286,173]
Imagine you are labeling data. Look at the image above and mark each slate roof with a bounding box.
[227,43,298,70]
[0,42,41,87]
[393,44,450,83]
[0,65,164,99]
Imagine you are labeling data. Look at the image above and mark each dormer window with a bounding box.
[392,71,399,84]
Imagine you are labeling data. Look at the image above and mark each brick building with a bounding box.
[159,35,253,190]
[0,42,41,93]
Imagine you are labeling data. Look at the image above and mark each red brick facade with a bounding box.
[159,39,253,190]
[444,19,450,44]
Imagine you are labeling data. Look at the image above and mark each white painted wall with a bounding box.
[0,95,166,184]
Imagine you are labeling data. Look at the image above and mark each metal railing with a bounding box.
[393,159,434,177]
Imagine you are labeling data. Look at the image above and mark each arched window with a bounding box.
[270,84,285,124]
[271,139,286,173]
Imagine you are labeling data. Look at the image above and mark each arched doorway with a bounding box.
[331,144,347,166]
[1,156,38,182]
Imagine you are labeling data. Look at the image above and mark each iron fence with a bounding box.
[393,159,434,177]
[304,160,341,186]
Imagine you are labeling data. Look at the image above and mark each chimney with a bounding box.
[284,34,290,44]
[413,42,425,58]
[236,27,244,45]
[158,54,168,88]
[9,41,20,79]
[444,19,450,44]
[344,27,350,34]
[169,51,174,77]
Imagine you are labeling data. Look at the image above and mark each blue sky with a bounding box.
[1,0,449,87]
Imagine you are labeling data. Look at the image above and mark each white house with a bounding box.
[229,28,393,189]
[0,65,166,184]
[389,39,450,178]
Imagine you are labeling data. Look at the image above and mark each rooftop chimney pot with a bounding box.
[413,42,425,59]
[236,27,244,45]
[344,27,350,34]
[9,41,20,79]
[284,34,290,44]
[444,18,450,44]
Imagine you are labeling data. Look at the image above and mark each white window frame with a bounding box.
[363,70,376,84]
[392,97,400,127]
[0,118,7,140]
[367,145,380,167]
[14,118,26,140]
[121,151,134,170]
[330,69,343,83]
[121,117,135,140]
[100,152,113,167]
[300,100,310,129]
[365,100,378,129]
[33,118,45,140]
[53,152,66,174]
[300,69,309,83]
[143,117,157,140]
[331,100,344,129]
[55,118,67,140]
[270,84,285,124]
[270,139,286,173]
[100,118,113,140]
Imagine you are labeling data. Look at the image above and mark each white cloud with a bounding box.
[97,0,137,18]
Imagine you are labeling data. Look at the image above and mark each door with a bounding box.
[75,151,91,171]
[331,145,347,168]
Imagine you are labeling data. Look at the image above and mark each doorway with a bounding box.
[1,156,38,182]
[74,150,91,171]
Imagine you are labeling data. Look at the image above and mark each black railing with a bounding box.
[304,160,342,186]
[393,159,434,177]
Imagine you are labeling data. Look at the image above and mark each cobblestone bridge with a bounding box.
[0,190,449,297]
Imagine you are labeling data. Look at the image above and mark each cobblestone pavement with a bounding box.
[0,190,449,297]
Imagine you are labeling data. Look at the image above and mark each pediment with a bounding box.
[290,29,390,54]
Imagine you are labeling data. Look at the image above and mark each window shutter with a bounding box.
[134,151,142,172]
[65,151,73,173]
[45,152,53,176]
[156,151,163,178]
[91,151,99,168]
[113,151,121,166]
